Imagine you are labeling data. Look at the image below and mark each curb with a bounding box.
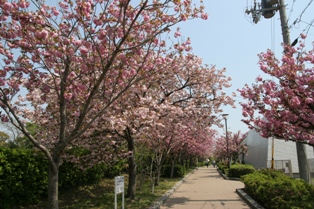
[216,168,241,181]
[236,188,265,209]
[217,169,265,209]
[147,167,198,209]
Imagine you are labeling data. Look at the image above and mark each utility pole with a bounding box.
[278,0,290,44]
[271,137,274,169]
[278,0,309,183]
[246,0,310,182]
[246,0,290,44]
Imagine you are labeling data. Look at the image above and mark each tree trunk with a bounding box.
[233,154,237,164]
[149,156,155,193]
[185,159,188,170]
[296,142,309,182]
[189,156,194,167]
[47,159,59,209]
[124,127,137,199]
[154,152,164,186]
[155,163,161,186]
[127,153,137,199]
[170,160,175,178]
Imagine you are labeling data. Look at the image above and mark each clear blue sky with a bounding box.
[178,0,314,135]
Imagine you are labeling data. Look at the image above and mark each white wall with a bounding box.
[243,130,269,169]
[243,129,314,174]
[268,139,314,174]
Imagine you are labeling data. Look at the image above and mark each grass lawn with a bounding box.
[19,174,186,209]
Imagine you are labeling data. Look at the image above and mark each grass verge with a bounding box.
[18,170,195,209]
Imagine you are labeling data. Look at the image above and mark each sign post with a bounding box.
[114,176,124,209]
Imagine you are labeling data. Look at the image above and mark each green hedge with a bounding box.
[0,147,110,207]
[217,162,228,174]
[228,164,255,178]
[0,148,48,208]
[198,161,206,167]
[242,169,314,209]
[163,164,186,178]
[102,160,126,178]
[59,162,107,189]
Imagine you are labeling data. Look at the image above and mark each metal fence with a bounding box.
[267,160,293,177]
[264,159,314,184]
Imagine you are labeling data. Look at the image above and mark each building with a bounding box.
[242,129,314,178]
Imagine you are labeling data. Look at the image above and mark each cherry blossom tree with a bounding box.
[238,35,314,145]
[228,130,248,163]
[170,123,216,168]
[0,0,208,208]
[238,35,314,181]
[213,135,228,161]
[132,52,234,186]
[213,130,247,163]
[102,49,234,197]
[91,43,234,196]
[142,117,216,187]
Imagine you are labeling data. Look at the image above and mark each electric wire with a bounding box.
[303,18,314,36]
[289,0,314,29]
[287,0,296,26]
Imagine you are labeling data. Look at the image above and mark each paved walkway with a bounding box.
[159,166,252,209]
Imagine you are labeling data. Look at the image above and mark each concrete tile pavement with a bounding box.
[157,166,252,209]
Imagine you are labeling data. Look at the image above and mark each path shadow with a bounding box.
[162,197,190,207]
[162,197,249,208]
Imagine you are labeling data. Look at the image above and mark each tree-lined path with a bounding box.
[160,167,251,209]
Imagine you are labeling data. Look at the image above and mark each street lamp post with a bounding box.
[222,114,229,168]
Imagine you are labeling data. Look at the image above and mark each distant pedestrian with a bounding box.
[205,158,209,168]
[212,160,216,167]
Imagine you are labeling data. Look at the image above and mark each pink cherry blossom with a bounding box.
[2,2,13,11]
[17,0,30,8]
[181,14,187,21]
[239,38,314,146]
[0,0,210,207]
[201,13,208,20]
[305,98,313,104]
[79,46,88,54]
[290,96,301,107]
[174,31,181,38]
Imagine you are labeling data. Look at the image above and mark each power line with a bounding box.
[303,18,314,36]
[287,0,297,24]
[289,0,314,29]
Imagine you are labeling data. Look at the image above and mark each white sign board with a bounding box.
[114,176,124,209]
[115,176,124,194]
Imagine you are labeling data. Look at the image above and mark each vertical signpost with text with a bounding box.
[114,176,124,209]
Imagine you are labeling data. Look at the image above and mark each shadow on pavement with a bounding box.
[162,197,249,208]
[161,197,190,207]
[195,174,223,179]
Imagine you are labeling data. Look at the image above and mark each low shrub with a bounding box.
[0,147,118,207]
[198,161,206,167]
[217,162,228,174]
[0,148,48,208]
[102,160,126,178]
[228,164,255,178]
[59,162,106,189]
[242,169,314,209]
[163,164,186,178]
